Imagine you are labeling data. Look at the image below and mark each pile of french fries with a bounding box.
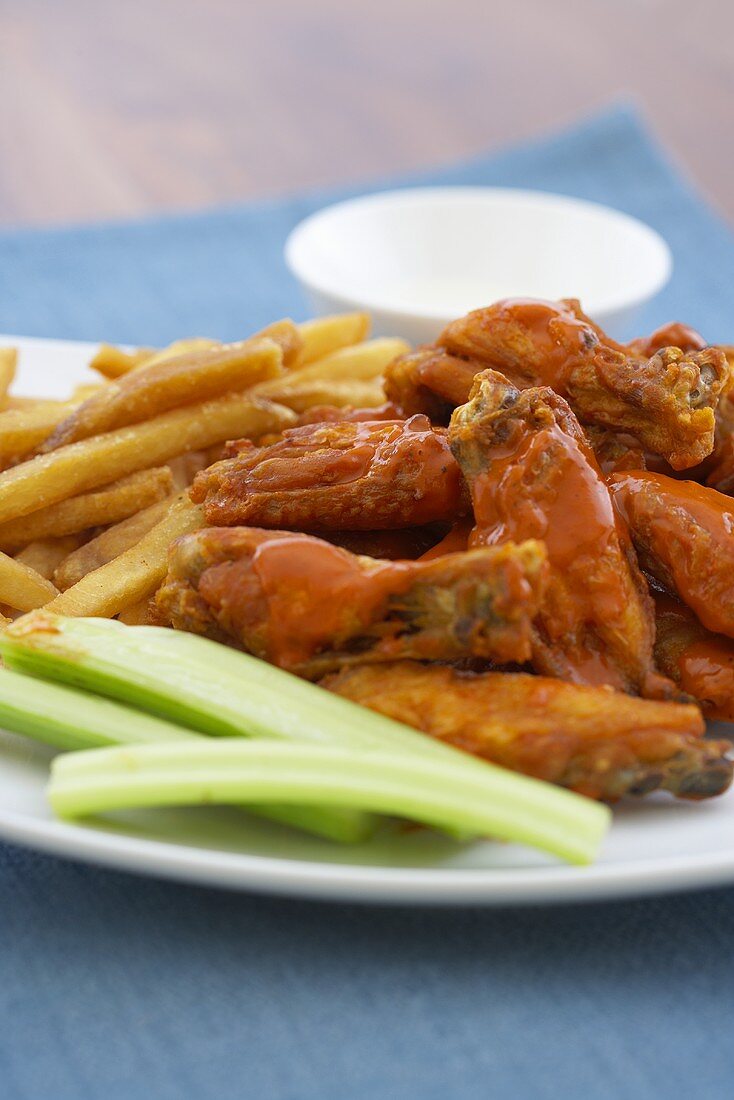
[0,315,407,626]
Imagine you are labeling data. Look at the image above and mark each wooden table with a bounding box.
[1,0,732,226]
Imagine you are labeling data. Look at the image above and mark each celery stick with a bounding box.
[48,741,611,865]
[0,666,196,751]
[0,664,372,844]
[2,615,502,766]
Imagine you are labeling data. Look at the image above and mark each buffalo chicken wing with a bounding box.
[653,591,734,721]
[324,661,732,800]
[610,471,734,638]
[156,527,548,678]
[449,370,672,697]
[190,415,469,530]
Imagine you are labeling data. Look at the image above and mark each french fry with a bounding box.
[256,338,409,398]
[45,497,203,617]
[54,497,174,590]
[0,394,295,524]
[117,598,154,626]
[89,344,155,380]
[3,396,61,411]
[134,337,219,371]
[168,451,210,490]
[262,378,387,414]
[0,399,79,465]
[254,319,303,368]
[0,467,175,551]
[0,348,18,406]
[42,337,284,452]
[296,313,370,366]
[71,383,106,401]
[0,550,58,611]
[16,536,85,580]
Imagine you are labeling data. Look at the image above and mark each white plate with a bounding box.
[0,333,732,906]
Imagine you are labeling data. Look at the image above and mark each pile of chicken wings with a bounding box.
[156,298,734,803]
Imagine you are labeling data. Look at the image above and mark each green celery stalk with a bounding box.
[2,615,504,765]
[0,665,372,844]
[48,740,611,865]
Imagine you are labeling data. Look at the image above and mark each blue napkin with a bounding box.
[1,105,733,1100]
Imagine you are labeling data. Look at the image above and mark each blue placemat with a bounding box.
[1,105,733,1100]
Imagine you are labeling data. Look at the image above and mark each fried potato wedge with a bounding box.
[53,497,174,590]
[45,496,203,617]
[0,395,295,524]
[42,337,284,452]
[0,467,174,551]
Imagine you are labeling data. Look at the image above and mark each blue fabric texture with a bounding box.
[0,105,733,1099]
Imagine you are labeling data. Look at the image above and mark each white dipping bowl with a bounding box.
[285,187,672,344]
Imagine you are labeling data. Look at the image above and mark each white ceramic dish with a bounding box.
[0,334,731,907]
[285,187,673,344]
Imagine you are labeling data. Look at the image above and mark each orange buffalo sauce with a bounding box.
[653,592,734,720]
[250,535,411,668]
[468,415,638,689]
[610,471,734,638]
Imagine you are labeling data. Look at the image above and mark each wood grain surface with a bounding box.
[1,0,732,226]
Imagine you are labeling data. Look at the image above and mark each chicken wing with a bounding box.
[627,321,707,358]
[653,590,734,721]
[449,370,672,697]
[190,415,469,530]
[383,348,481,424]
[155,527,548,678]
[440,298,727,470]
[609,470,734,638]
[323,661,732,800]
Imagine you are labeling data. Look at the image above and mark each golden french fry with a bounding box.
[257,338,409,397]
[0,348,18,406]
[0,467,174,551]
[89,344,155,380]
[2,396,62,411]
[168,451,210,490]
[254,319,303,368]
[264,378,387,414]
[296,313,370,366]
[117,598,154,626]
[45,497,203,617]
[54,497,174,590]
[71,383,106,401]
[133,337,220,372]
[42,337,284,452]
[15,536,85,581]
[0,550,58,611]
[0,399,79,465]
[0,394,295,525]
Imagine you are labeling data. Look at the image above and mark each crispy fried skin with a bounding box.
[627,321,707,357]
[439,298,727,470]
[384,349,481,424]
[156,527,549,678]
[698,366,734,493]
[190,415,469,531]
[323,661,731,801]
[653,591,734,720]
[449,370,672,697]
[610,471,734,638]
